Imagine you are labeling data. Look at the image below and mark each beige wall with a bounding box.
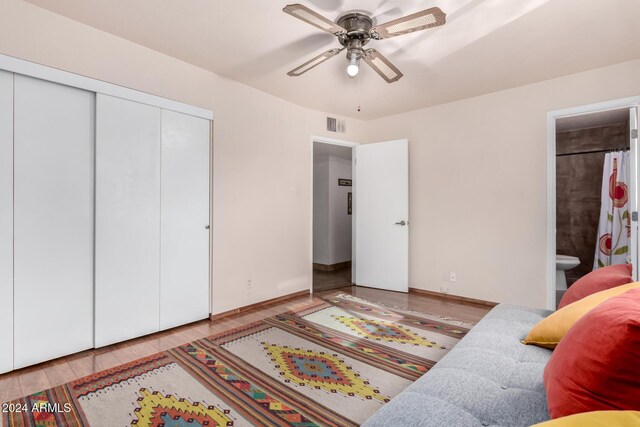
[362,59,640,308]
[0,0,366,314]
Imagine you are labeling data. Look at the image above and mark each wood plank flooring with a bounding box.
[0,286,491,403]
[312,266,352,291]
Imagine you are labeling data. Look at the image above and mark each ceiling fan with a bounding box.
[283,3,446,83]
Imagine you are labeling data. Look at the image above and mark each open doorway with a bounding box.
[548,98,640,309]
[554,109,631,306]
[313,141,354,291]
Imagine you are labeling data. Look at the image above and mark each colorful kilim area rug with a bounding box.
[0,293,472,427]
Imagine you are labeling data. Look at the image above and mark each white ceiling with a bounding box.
[25,0,640,120]
[556,108,629,132]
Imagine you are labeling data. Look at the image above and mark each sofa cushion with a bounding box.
[531,411,640,426]
[363,304,553,427]
[544,288,640,418]
[558,263,632,308]
[523,282,640,348]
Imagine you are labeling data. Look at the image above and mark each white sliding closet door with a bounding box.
[13,75,95,369]
[0,70,13,373]
[95,94,161,347]
[160,110,210,330]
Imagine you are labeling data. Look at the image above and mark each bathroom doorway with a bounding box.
[548,98,640,309]
[555,109,631,304]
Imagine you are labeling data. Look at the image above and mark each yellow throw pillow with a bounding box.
[523,281,640,349]
[530,411,640,426]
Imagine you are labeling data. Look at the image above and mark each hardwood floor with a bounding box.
[350,286,491,324]
[0,286,492,403]
[313,266,352,291]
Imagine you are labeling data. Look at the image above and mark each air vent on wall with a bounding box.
[327,117,346,133]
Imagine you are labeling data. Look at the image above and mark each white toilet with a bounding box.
[556,254,580,290]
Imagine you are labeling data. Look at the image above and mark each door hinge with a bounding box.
[632,211,638,222]
[632,129,638,139]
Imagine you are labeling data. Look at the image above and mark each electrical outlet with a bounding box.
[440,286,449,294]
[246,279,253,289]
[449,272,457,282]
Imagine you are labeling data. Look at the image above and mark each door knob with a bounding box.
[205,225,210,229]
[395,221,407,226]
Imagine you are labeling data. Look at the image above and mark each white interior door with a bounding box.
[630,106,639,281]
[95,94,161,347]
[160,110,210,330]
[0,70,13,373]
[355,139,409,292]
[13,75,95,368]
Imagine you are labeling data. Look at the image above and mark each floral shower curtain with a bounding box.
[594,151,631,269]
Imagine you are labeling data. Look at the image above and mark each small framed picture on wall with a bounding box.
[348,192,352,215]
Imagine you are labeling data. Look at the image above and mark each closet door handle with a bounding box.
[205,225,210,229]
[395,220,407,226]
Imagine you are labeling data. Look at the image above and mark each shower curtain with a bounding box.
[594,151,631,269]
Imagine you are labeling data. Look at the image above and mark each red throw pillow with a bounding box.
[544,288,640,418]
[558,263,632,308]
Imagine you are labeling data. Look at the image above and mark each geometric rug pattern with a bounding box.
[0,294,471,427]
[132,388,234,426]
[332,316,443,347]
[262,342,389,403]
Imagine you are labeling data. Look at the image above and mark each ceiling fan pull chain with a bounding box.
[357,75,362,113]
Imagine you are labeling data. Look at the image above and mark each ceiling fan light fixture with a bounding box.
[283,4,445,83]
[347,57,360,77]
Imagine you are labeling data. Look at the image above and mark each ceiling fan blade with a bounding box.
[371,7,445,39]
[283,4,346,35]
[362,49,403,83]
[287,47,344,77]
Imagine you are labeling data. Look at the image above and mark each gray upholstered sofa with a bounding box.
[363,304,554,427]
